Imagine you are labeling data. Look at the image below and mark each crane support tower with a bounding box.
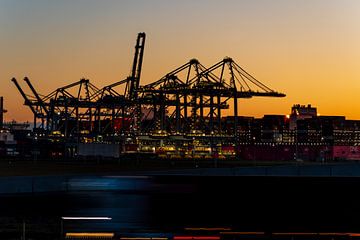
[0,97,6,129]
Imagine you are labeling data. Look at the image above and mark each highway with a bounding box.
[0,176,359,239]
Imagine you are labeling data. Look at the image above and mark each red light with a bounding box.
[194,238,220,240]
[348,233,360,237]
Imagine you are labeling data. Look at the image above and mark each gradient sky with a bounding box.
[1,0,360,122]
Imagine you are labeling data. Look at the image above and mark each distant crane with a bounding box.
[0,96,7,129]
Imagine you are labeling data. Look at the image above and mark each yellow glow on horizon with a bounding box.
[2,1,360,121]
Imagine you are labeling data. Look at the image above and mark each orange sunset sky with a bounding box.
[1,0,360,122]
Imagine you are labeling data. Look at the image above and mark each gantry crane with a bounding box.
[12,33,147,136]
[137,57,285,137]
[12,32,285,149]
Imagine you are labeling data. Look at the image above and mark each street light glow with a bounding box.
[61,216,112,220]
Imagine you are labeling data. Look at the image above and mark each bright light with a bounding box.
[348,233,360,237]
[61,216,112,220]
[174,237,220,240]
[319,233,349,236]
[120,238,168,240]
[65,232,114,238]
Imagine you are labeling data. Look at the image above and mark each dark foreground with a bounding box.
[0,176,360,239]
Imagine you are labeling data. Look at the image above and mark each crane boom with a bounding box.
[23,77,49,115]
[128,32,146,100]
[11,78,37,115]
